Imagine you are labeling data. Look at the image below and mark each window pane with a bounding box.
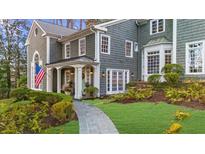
[80,39,86,55]
[165,50,172,64]
[112,71,117,91]
[158,19,164,32]
[152,20,157,34]
[101,36,109,53]
[147,51,160,74]
[118,71,123,91]
[188,44,203,73]
[125,41,132,56]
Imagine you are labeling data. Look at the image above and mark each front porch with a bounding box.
[46,56,100,99]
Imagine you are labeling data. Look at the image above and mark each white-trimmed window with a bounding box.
[106,69,130,94]
[150,19,165,35]
[147,51,160,74]
[65,42,71,58]
[125,40,133,57]
[101,34,110,54]
[186,41,205,74]
[79,38,86,56]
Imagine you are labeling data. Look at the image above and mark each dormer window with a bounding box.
[34,28,38,36]
[150,19,165,35]
[65,42,71,58]
[79,38,86,56]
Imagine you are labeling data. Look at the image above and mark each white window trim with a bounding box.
[100,34,111,55]
[106,69,130,95]
[31,50,43,91]
[185,40,205,75]
[125,40,133,58]
[78,37,86,56]
[150,19,165,35]
[65,42,71,59]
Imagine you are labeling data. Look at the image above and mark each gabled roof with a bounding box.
[36,20,78,36]
[59,19,131,43]
[143,36,172,47]
[25,20,78,45]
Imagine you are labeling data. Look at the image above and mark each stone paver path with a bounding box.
[73,100,119,134]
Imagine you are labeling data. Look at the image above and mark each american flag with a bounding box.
[35,63,45,88]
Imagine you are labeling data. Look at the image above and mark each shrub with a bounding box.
[111,86,153,103]
[84,86,98,98]
[166,123,182,134]
[161,64,183,75]
[148,74,161,88]
[51,101,73,123]
[175,110,190,121]
[164,72,180,85]
[0,103,49,134]
[17,75,27,88]
[11,88,30,102]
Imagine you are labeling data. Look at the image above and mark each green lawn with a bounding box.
[0,98,79,134]
[84,99,205,134]
[42,121,79,134]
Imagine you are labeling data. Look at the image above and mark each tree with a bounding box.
[0,19,29,98]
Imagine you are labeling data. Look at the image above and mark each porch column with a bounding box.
[73,65,83,99]
[56,67,62,93]
[46,68,53,92]
[93,64,100,97]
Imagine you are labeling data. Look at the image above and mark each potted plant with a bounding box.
[84,86,98,98]
[62,83,72,95]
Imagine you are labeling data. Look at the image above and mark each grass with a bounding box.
[42,121,79,134]
[0,98,79,134]
[84,99,205,134]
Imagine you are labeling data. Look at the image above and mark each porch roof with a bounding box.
[46,56,99,68]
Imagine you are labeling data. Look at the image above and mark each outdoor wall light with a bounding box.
[102,72,106,77]
[131,72,134,77]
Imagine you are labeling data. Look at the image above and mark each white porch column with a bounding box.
[73,65,83,99]
[172,19,177,63]
[93,64,100,97]
[46,68,53,92]
[56,67,62,93]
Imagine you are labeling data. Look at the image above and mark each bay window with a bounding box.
[147,51,160,74]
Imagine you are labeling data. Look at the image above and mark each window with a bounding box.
[150,19,165,35]
[186,41,205,74]
[125,40,133,57]
[101,34,110,54]
[65,43,71,58]
[106,69,130,94]
[134,42,138,52]
[79,38,86,56]
[165,50,172,64]
[34,28,38,36]
[147,51,160,74]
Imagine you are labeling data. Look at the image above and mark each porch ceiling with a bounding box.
[46,55,99,68]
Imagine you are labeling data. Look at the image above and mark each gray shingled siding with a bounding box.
[137,19,173,80]
[62,33,95,59]
[99,20,138,95]
[50,38,62,63]
[177,19,205,78]
[27,23,47,90]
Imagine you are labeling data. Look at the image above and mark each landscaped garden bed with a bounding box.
[0,88,78,134]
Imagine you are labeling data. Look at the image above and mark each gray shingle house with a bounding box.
[26,19,205,99]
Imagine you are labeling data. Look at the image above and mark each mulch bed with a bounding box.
[115,90,205,110]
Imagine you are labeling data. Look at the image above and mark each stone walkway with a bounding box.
[73,100,119,134]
